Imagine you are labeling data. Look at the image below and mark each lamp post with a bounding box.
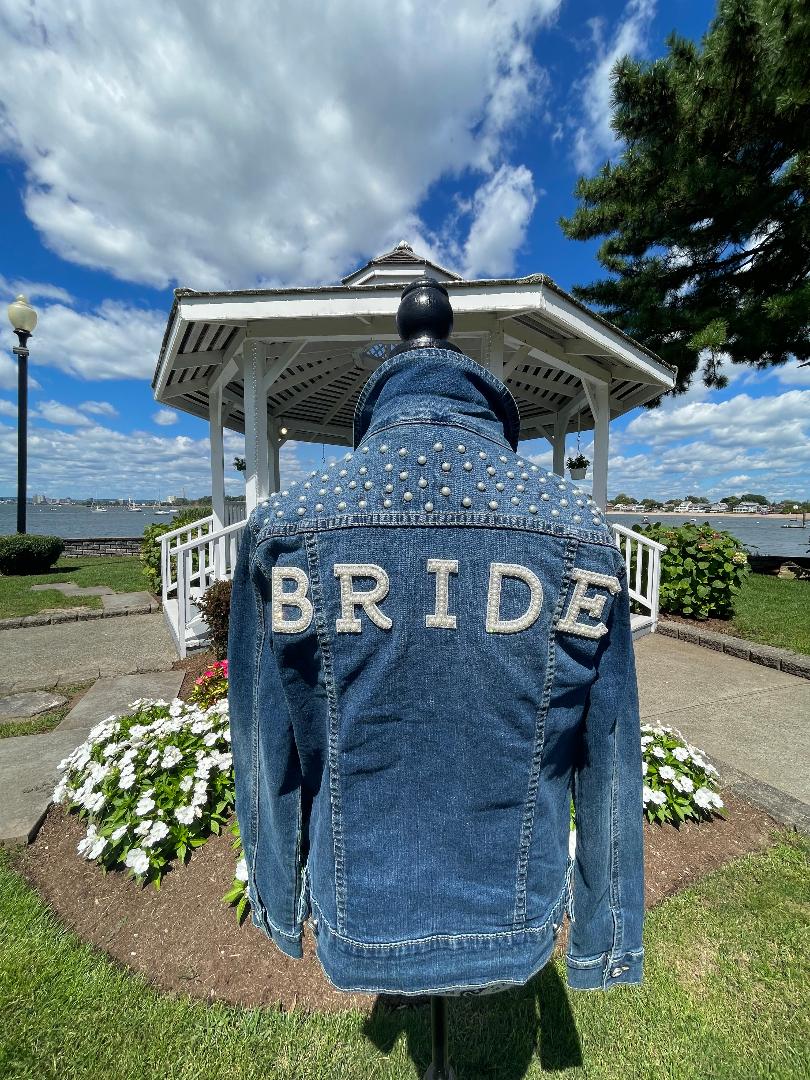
[7,295,38,534]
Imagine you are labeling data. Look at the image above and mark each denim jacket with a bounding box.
[227,346,645,995]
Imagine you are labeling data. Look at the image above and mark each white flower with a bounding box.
[180,775,194,792]
[124,848,150,875]
[84,791,106,814]
[102,741,122,759]
[235,858,248,882]
[87,834,107,859]
[673,774,694,793]
[203,730,220,747]
[694,787,716,809]
[129,724,149,739]
[641,761,648,775]
[642,785,654,804]
[77,824,99,856]
[135,794,155,816]
[691,754,707,769]
[111,825,128,841]
[651,790,667,806]
[145,749,159,767]
[118,770,136,791]
[640,736,653,747]
[161,745,183,768]
[175,805,201,824]
[53,777,69,804]
[651,746,666,759]
[703,761,719,776]
[142,820,170,848]
[659,765,676,781]
[134,819,154,836]
[672,746,690,762]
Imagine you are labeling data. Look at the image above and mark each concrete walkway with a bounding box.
[636,634,810,832]
[0,612,178,694]
[0,670,184,845]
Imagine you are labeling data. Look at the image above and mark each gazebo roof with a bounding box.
[152,244,676,447]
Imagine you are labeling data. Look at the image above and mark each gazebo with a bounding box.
[152,243,674,656]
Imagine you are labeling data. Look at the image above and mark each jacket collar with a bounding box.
[353,346,522,451]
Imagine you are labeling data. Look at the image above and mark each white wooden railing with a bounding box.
[611,522,667,637]
[160,515,248,657]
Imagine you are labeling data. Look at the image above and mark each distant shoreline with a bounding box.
[610,510,803,520]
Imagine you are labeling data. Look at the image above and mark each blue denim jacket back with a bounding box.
[228,347,645,995]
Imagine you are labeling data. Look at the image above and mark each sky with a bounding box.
[1,0,807,506]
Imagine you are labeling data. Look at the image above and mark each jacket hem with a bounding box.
[307,888,567,995]
[250,906,303,959]
[565,947,644,990]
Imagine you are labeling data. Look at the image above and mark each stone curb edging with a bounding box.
[657,619,810,680]
[0,599,163,631]
[704,751,810,836]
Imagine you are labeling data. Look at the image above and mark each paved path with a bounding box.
[636,634,810,832]
[0,613,178,694]
[0,670,184,845]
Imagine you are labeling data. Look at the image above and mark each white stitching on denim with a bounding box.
[513,537,578,927]
[557,567,621,639]
[334,563,393,632]
[425,558,459,629]
[271,566,313,633]
[304,534,348,933]
[486,562,543,634]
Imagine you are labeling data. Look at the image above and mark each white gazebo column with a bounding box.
[552,413,566,477]
[239,340,270,515]
[209,381,226,530]
[268,417,281,496]
[589,380,611,510]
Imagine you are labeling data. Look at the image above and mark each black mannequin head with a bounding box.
[388,276,463,357]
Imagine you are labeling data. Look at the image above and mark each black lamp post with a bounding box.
[7,294,38,535]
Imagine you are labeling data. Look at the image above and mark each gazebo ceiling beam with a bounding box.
[262,339,309,393]
[508,369,579,398]
[504,327,611,384]
[174,349,224,370]
[163,372,215,398]
[503,344,531,379]
[321,369,365,425]
[269,358,357,415]
[564,340,612,357]
[278,418,351,442]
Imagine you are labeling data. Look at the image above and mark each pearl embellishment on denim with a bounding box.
[418,478,428,488]
[457,444,465,453]
[358,499,367,509]
[399,448,408,457]
[476,482,486,491]
[433,441,443,451]
[385,484,393,493]
[399,470,408,480]
[488,500,498,509]
[337,501,346,510]
[383,498,392,507]
[418,454,427,465]
[441,486,451,496]
[462,496,472,507]
[403,491,413,501]
[425,502,434,511]
[441,462,451,472]
[463,461,473,471]
[315,503,323,512]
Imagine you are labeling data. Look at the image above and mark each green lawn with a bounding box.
[730,573,810,655]
[0,556,151,619]
[0,831,807,1079]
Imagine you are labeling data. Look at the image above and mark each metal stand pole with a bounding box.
[423,995,455,1080]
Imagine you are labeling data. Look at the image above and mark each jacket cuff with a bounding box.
[565,948,644,990]
[250,906,303,959]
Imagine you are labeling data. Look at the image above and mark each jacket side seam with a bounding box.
[607,562,630,975]
[303,531,347,934]
[513,536,579,927]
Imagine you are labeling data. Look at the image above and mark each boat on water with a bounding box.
[127,497,144,511]
[782,509,807,529]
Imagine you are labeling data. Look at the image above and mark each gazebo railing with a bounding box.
[610,522,667,636]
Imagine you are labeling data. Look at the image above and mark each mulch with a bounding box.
[663,613,741,636]
[14,791,784,1014]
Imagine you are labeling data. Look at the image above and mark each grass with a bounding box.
[730,573,810,655]
[0,681,96,739]
[0,830,807,1079]
[0,556,151,619]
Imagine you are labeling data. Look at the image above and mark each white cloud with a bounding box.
[774,359,810,388]
[0,397,17,417]
[32,399,92,426]
[0,272,72,305]
[153,408,178,427]
[0,414,309,500]
[459,165,538,278]
[79,399,118,417]
[4,299,166,381]
[0,0,560,290]
[571,0,656,174]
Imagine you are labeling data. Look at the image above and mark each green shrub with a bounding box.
[140,509,212,594]
[196,579,232,661]
[636,521,749,619]
[0,532,64,575]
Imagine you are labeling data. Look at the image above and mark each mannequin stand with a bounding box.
[423,996,456,1079]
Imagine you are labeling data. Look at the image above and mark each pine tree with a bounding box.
[559,0,809,393]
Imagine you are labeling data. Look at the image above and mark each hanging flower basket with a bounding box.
[567,454,589,480]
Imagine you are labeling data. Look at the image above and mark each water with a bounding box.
[610,514,809,558]
[0,502,185,539]
[1,504,807,556]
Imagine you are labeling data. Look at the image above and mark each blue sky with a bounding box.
[1,0,807,505]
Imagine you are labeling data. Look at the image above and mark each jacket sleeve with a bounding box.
[227,516,306,959]
[565,560,645,990]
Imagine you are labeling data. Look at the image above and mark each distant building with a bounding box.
[708,502,729,513]
[733,501,761,513]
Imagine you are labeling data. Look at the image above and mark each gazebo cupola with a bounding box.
[152,243,675,525]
